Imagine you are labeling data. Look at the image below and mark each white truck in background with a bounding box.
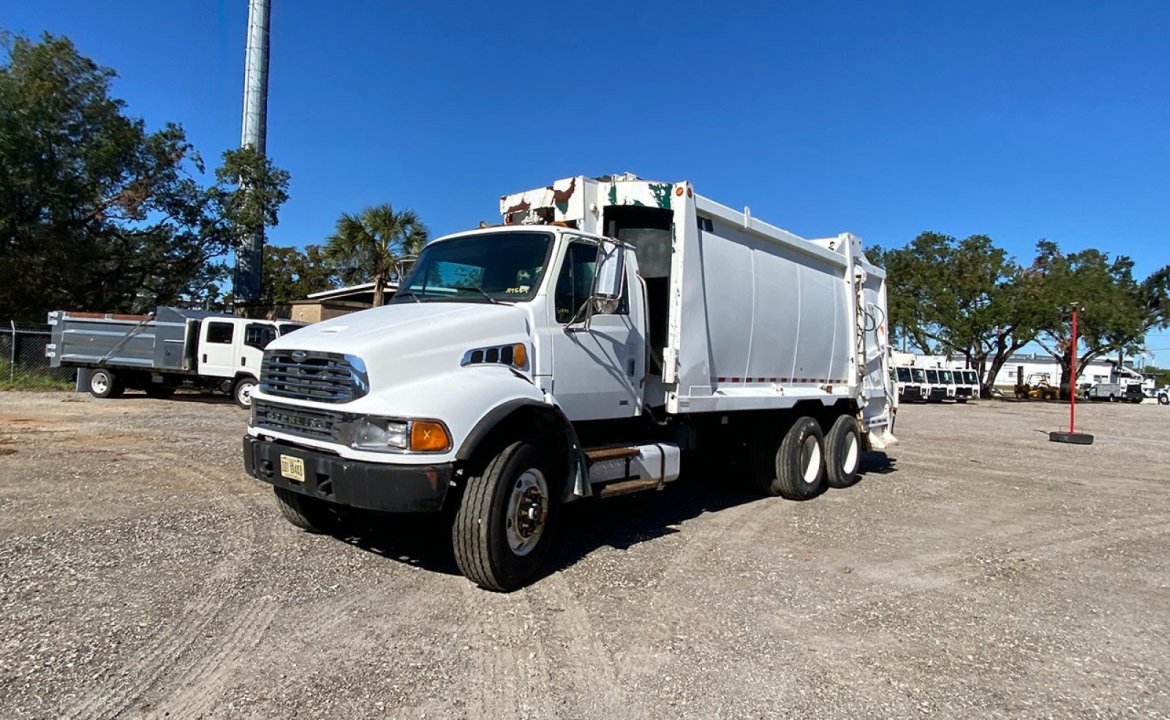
[243,174,897,590]
[48,307,303,408]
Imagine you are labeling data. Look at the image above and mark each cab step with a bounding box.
[599,478,662,498]
[585,442,682,497]
[585,446,642,462]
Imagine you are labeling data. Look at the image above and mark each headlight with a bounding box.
[353,418,409,450]
[351,417,450,453]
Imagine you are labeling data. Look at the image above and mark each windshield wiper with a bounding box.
[394,291,426,303]
[452,286,502,305]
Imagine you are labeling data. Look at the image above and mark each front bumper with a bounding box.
[243,435,452,512]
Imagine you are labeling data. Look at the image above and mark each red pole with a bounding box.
[1070,309,1078,433]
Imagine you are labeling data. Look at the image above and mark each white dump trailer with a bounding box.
[243,174,896,590]
[48,307,304,407]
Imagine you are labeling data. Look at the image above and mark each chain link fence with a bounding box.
[2,322,75,386]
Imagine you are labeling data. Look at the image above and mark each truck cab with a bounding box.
[895,366,927,402]
[957,370,979,401]
[923,368,946,402]
[937,369,958,402]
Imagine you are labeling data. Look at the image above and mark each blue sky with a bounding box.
[4,1,1169,359]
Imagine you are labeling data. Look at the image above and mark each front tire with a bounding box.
[273,486,342,533]
[453,441,558,592]
[771,416,826,500]
[824,415,862,489]
[89,369,124,399]
[1159,394,1169,406]
[233,377,257,409]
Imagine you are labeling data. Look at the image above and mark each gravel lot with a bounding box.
[1,391,1168,719]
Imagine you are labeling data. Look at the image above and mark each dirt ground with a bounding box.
[0,391,1167,719]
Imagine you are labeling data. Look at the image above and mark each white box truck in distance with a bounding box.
[243,174,897,591]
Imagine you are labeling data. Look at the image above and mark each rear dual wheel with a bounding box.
[752,414,861,499]
[89,369,124,399]
[824,415,862,489]
[752,416,824,500]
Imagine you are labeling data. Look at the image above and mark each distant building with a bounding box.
[239,282,397,323]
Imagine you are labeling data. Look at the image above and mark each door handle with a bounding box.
[241,357,246,366]
[202,353,207,363]
[627,357,636,376]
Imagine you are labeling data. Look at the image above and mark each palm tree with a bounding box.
[324,204,428,306]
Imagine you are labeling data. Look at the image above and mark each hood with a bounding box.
[265,302,535,404]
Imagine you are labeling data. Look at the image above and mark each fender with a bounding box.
[456,398,592,501]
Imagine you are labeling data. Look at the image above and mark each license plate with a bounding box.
[279,454,305,483]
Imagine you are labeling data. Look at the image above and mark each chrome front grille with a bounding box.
[260,350,368,403]
[253,400,349,442]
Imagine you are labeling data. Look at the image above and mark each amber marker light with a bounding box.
[512,343,528,369]
[410,420,451,452]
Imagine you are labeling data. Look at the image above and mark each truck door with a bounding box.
[198,320,238,378]
[549,239,643,421]
[240,322,277,377]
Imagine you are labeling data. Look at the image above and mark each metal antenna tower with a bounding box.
[234,0,271,306]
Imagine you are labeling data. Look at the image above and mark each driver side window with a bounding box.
[554,242,598,324]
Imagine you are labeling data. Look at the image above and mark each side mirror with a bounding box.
[592,241,624,315]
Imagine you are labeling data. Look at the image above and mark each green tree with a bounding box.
[0,32,289,320]
[324,204,428,307]
[872,232,1041,396]
[1029,241,1169,397]
[262,244,339,303]
[212,145,291,251]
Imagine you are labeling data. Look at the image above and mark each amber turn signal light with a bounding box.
[410,420,451,452]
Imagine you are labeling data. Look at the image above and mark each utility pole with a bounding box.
[234,0,271,308]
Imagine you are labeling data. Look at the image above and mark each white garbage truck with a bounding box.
[243,174,897,590]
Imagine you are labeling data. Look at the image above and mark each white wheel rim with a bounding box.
[842,433,859,475]
[801,436,822,485]
[91,374,108,394]
[505,469,548,556]
[238,383,254,406]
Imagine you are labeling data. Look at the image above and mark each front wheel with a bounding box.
[1159,394,1169,406]
[272,486,343,533]
[233,377,257,409]
[453,441,558,591]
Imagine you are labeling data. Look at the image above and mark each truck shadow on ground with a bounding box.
[331,451,896,585]
[107,391,240,406]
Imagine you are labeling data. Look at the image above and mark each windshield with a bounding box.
[277,322,306,335]
[391,232,553,304]
[964,371,978,384]
[939,370,953,383]
[911,368,926,383]
[925,370,938,383]
[896,367,911,382]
